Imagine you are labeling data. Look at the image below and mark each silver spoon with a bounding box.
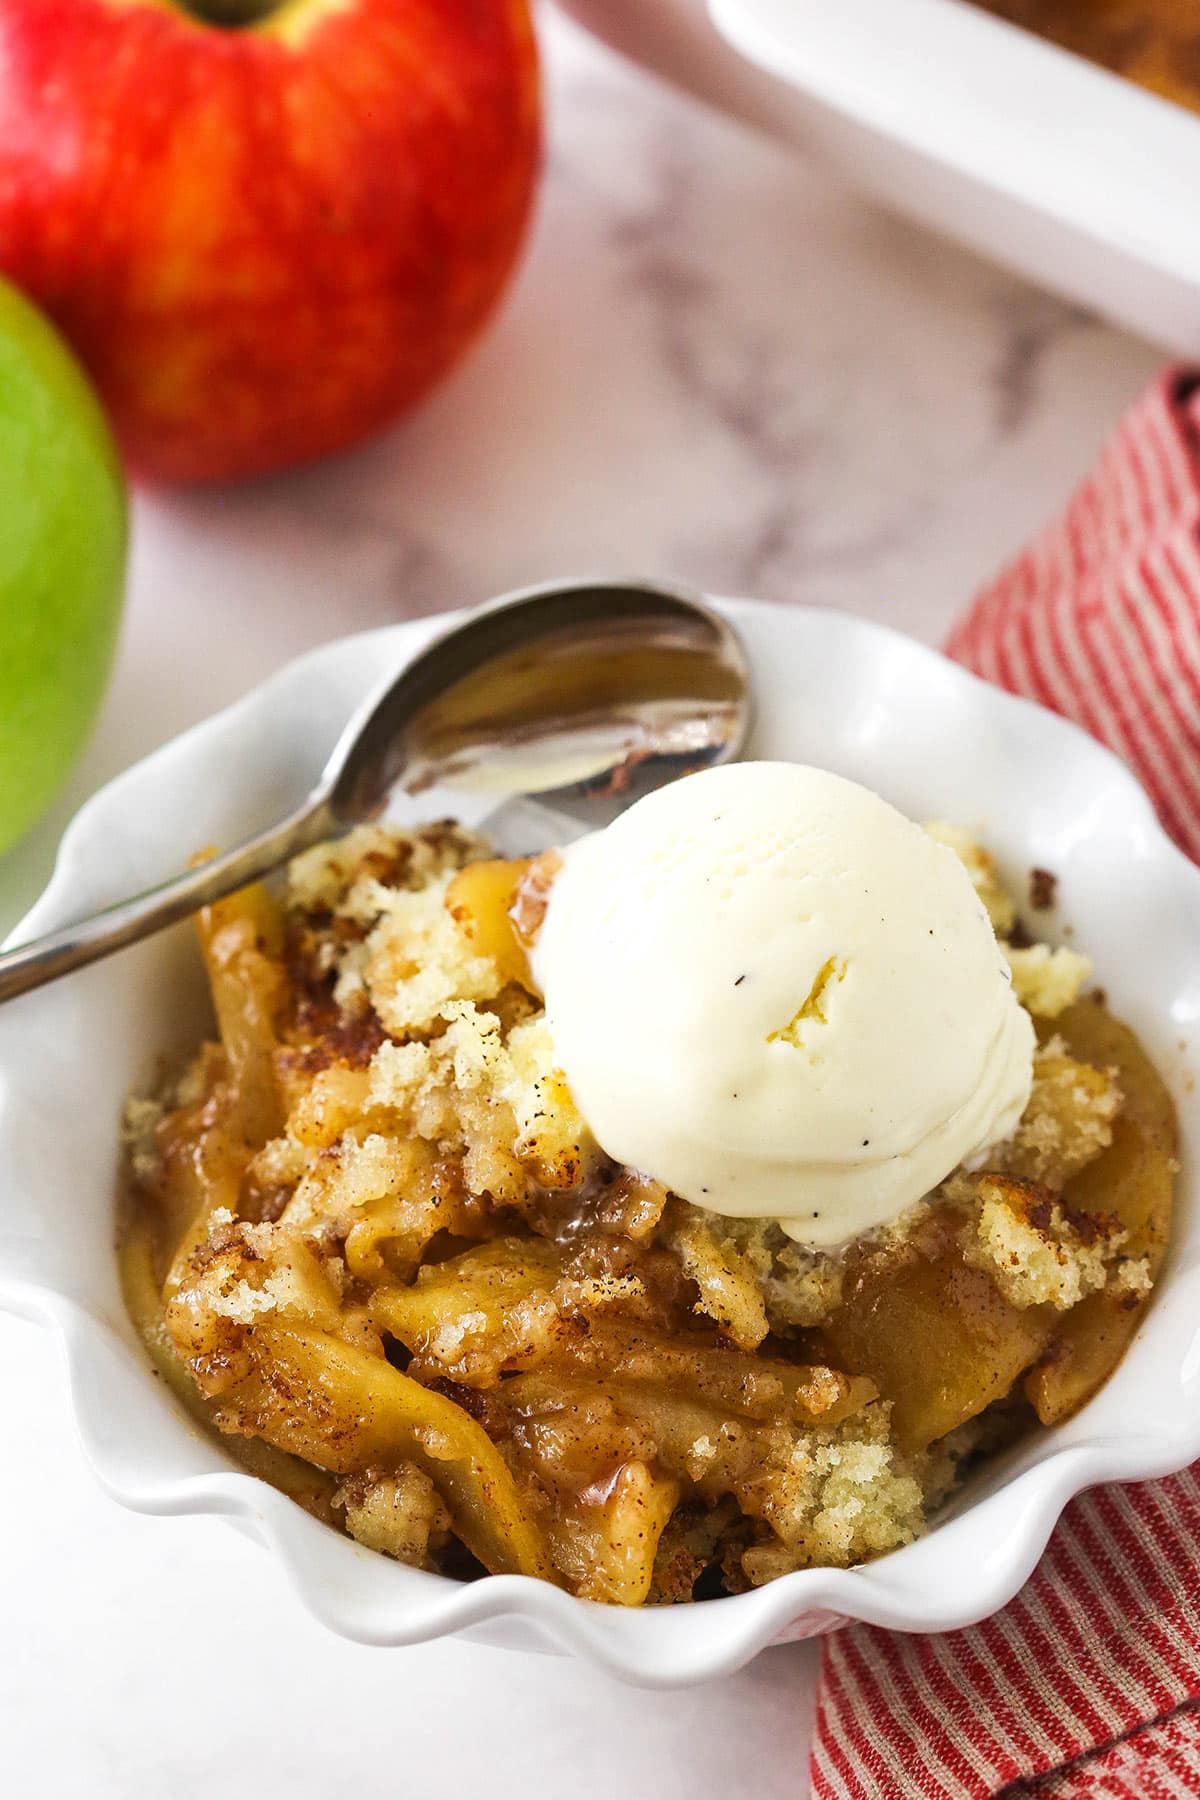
[0,578,751,1003]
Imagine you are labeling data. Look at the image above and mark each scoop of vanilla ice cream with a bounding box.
[531,761,1034,1249]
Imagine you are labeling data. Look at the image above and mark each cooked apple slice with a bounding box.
[445,856,534,990]
[1025,1001,1177,1425]
[819,1209,1054,1455]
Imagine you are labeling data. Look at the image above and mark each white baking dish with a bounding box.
[556,0,1200,353]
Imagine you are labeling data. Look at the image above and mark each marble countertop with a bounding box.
[0,11,1165,1796]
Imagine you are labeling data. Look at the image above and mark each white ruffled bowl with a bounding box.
[2,596,1198,1687]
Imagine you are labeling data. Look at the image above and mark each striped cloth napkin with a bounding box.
[811,369,1200,1800]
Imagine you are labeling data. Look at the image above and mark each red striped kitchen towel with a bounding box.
[811,368,1200,1800]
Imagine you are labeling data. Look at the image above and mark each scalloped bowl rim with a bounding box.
[2,595,1199,1688]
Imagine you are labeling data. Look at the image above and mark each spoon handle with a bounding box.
[0,797,339,1005]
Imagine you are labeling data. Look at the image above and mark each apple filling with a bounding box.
[118,820,1176,1603]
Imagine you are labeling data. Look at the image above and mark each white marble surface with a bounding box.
[0,10,1166,1796]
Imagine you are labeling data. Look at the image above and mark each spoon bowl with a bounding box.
[325,577,751,823]
[0,578,752,1002]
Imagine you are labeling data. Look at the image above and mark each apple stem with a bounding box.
[180,0,280,24]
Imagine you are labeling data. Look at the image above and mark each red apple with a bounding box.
[0,0,539,482]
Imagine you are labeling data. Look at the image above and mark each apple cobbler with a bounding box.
[973,0,1200,114]
[119,820,1177,1603]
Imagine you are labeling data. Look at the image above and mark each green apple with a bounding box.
[0,278,126,854]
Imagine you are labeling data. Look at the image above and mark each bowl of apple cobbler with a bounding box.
[2,597,1198,1684]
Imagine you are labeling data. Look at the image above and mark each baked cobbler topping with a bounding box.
[973,0,1200,117]
[119,800,1176,1605]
